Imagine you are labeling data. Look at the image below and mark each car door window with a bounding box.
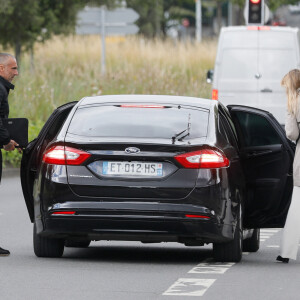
[219,113,239,149]
[219,105,239,148]
[218,115,230,142]
[233,111,282,147]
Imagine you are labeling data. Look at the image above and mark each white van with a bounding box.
[208,26,300,124]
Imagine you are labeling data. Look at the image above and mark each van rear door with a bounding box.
[257,29,300,124]
[214,28,259,106]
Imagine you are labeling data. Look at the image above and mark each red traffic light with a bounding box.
[248,0,263,24]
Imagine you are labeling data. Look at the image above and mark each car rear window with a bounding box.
[67,104,209,140]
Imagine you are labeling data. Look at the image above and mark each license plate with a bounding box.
[102,161,163,177]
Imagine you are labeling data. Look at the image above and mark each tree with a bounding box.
[126,0,163,37]
[215,0,226,34]
[126,0,196,38]
[0,0,117,64]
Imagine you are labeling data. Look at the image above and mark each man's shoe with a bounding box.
[0,247,10,256]
[276,255,289,263]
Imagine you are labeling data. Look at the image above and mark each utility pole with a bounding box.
[195,0,202,43]
[228,1,233,26]
[101,6,106,75]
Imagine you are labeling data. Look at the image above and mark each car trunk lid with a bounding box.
[65,141,202,200]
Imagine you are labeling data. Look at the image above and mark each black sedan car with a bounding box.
[21,95,294,262]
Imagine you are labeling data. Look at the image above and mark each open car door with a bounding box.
[20,101,77,222]
[228,105,295,228]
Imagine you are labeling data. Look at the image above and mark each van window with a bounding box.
[259,49,297,81]
[258,32,296,49]
[220,49,257,80]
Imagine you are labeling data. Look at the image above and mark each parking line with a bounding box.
[163,229,281,297]
[163,260,235,297]
[163,278,216,297]
[188,262,234,274]
[259,229,280,243]
[260,229,280,233]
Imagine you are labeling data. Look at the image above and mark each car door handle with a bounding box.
[246,150,273,158]
[261,88,273,93]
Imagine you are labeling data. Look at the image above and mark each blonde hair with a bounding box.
[281,69,300,116]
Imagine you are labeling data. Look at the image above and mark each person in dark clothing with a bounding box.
[0,53,19,256]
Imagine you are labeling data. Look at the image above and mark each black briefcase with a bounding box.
[2,118,29,148]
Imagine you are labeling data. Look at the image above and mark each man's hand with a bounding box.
[3,140,19,151]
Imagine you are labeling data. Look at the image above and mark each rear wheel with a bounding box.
[213,205,243,262]
[65,239,91,248]
[33,223,64,258]
[243,228,260,252]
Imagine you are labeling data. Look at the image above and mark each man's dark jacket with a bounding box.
[0,76,14,181]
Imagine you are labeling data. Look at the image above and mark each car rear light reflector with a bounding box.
[52,211,76,215]
[175,149,229,169]
[185,214,210,219]
[212,89,218,100]
[43,146,91,165]
[258,26,270,30]
[120,104,165,108]
[247,26,270,31]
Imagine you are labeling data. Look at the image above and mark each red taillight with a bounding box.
[52,211,76,215]
[185,214,210,219]
[250,0,260,3]
[212,89,218,100]
[120,104,165,108]
[43,146,91,165]
[175,149,229,169]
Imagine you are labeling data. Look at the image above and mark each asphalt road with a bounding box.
[0,175,300,300]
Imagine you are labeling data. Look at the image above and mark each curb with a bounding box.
[2,168,20,178]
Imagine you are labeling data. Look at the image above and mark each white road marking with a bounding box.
[267,245,280,248]
[259,229,280,243]
[163,278,216,297]
[188,262,234,274]
[163,229,281,297]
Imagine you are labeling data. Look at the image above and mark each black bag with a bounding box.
[2,118,29,148]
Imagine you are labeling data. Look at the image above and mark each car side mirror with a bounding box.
[206,69,214,84]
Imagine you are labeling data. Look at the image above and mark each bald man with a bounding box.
[0,53,19,256]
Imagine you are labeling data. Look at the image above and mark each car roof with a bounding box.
[78,95,216,111]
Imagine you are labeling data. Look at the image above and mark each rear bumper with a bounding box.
[37,202,235,244]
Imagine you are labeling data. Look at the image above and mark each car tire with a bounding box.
[65,239,91,248]
[213,205,243,262]
[33,223,64,258]
[243,228,260,252]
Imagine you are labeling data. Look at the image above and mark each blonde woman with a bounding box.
[277,69,300,263]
